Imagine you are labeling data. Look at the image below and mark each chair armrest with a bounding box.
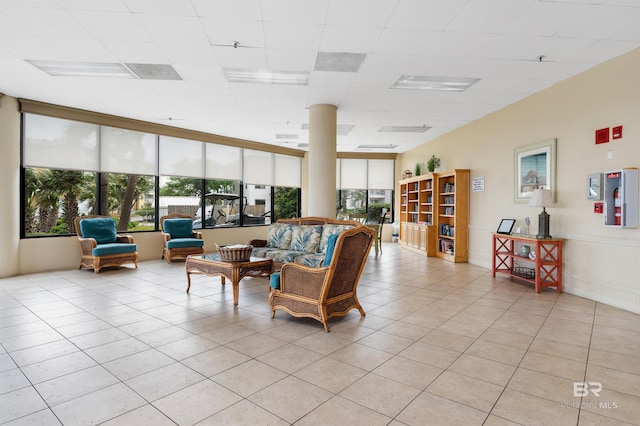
[77,237,97,254]
[249,239,267,247]
[193,231,203,239]
[279,263,328,299]
[116,234,134,244]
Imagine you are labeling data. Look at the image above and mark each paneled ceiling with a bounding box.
[2,0,640,153]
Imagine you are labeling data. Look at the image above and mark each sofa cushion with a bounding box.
[294,253,325,268]
[266,250,306,264]
[80,217,117,244]
[163,218,194,239]
[267,223,294,249]
[92,243,137,256]
[319,224,353,253]
[166,238,204,249]
[290,225,322,253]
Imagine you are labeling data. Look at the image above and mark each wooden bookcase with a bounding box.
[399,169,469,262]
[399,174,435,255]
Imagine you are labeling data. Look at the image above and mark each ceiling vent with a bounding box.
[314,52,366,72]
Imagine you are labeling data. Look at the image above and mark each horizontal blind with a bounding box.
[23,114,99,171]
[244,149,274,185]
[159,136,204,178]
[274,154,301,187]
[205,143,242,180]
[367,159,395,190]
[100,126,157,175]
[340,158,367,189]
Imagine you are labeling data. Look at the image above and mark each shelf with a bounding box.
[492,233,564,293]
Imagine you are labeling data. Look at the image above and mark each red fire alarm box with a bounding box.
[594,202,603,214]
[612,126,623,139]
[595,128,610,144]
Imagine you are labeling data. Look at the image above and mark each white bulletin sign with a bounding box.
[472,176,485,192]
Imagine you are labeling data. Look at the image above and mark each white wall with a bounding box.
[397,47,640,314]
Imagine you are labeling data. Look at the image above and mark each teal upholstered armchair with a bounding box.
[160,214,205,263]
[74,215,138,273]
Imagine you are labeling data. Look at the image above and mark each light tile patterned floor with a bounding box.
[1,244,640,425]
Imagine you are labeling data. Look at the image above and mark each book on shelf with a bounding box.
[440,224,454,237]
[439,239,454,254]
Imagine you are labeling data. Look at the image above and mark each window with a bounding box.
[336,159,394,222]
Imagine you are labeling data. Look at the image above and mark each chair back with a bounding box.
[74,215,117,243]
[161,214,195,238]
[323,226,374,300]
[160,213,193,232]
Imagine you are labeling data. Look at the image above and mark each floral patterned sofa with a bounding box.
[249,217,361,269]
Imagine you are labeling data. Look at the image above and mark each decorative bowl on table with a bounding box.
[216,244,254,262]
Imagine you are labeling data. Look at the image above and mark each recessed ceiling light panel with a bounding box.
[392,76,480,91]
[301,123,354,135]
[357,144,398,150]
[276,134,299,139]
[223,68,308,85]
[378,125,431,133]
[26,60,135,78]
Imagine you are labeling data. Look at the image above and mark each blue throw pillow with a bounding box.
[270,272,281,290]
[322,233,339,267]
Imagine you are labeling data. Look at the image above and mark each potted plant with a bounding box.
[427,155,440,172]
[414,162,423,176]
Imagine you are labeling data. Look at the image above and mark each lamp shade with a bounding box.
[528,189,553,207]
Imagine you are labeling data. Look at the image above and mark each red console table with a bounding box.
[492,233,563,293]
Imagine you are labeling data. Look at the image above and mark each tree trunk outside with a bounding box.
[99,173,109,216]
[117,174,139,232]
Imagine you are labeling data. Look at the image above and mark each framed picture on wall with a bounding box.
[514,138,557,203]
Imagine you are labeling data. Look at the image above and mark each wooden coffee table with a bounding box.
[185,254,272,306]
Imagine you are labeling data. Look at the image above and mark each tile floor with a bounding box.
[1,244,640,425]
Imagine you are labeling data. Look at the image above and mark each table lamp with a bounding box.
[528,189,553,239]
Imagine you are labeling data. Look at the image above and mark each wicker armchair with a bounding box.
[74,215,138,273]
[269,225,375,332]
[160,214,205,263]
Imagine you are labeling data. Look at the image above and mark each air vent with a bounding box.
[125,63,182,80]
[314,52,366,73]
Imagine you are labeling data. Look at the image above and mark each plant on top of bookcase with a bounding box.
[427,155,440,172]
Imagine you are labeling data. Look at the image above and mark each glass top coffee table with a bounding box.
[185,254,273,306]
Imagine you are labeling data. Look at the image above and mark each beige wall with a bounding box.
[397,47,640,314]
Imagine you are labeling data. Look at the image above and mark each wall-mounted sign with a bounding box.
[472,176,485,192]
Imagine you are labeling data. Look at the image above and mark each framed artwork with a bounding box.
[514,138,556,203]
